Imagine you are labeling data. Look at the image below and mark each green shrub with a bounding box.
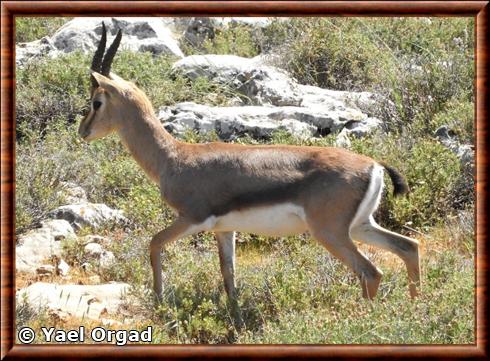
[16,17,70,43]
[202,24,260,58]
[183,23,260,58]
[264,18,474,130]
[15,121,103,233]
[273,18,393,91]
[16,52,91,139]
[390,140,461,229]
[430,98,474,144]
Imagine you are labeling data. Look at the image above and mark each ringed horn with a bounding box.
[90,22,122,90]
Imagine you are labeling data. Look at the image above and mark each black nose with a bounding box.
[79,126,90,139]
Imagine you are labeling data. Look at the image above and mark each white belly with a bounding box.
[212,203,308,236]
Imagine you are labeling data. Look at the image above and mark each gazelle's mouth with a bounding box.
[79,127,92,141]
[79,111,94,141]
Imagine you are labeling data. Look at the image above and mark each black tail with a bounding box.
[379,162,409,197]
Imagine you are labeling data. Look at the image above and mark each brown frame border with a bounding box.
[1,1,488,360]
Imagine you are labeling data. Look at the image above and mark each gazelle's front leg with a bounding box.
[150,217,196,302]
[216,231,242,327]
[216,232,237,300]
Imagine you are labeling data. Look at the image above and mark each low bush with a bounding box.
[16,51,237,140]
[263,18,474,131]
[182,22,260,58]
[15,17,70,43]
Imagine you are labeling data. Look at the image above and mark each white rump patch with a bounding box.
[349,164,384,237]
[210,203,308,237]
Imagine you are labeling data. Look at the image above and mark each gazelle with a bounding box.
[79,24,420,320]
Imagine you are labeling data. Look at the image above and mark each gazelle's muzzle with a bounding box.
[78,111,94,140]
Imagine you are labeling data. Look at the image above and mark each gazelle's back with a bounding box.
[162,142,374,223]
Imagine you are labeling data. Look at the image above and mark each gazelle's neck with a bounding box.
[117,111,177,184]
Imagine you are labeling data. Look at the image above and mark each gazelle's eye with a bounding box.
[93,100,102,110]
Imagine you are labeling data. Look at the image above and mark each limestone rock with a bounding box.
[172,54,384,115]
[170,54,384,140]
[48,203,127,231]
[84,242,104,257]
[16,17,184,67]
[16,220,75,274]
[338,117,383,138]
[57,259,70,276]
[160,101,372,140]
[83,243,115,268]
[160,102,320,139]
[56,181,88,204]
[16,36,56,66]
[17,282,131,320]
[173,55,302,106]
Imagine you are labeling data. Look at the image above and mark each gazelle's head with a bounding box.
[79,23,153,142]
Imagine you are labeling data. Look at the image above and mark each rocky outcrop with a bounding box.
[16,185,129,322]
[173,55,302,106]
[167,55,383,140]
[17,17,282,67]
[48,203,127,231]
[17,282,130,321]
[17,183,126,275]
[16,17,184,66]
[16,220,75,274]
[16,19,384,143]
[172,54,382,113]
[160,102,370,140]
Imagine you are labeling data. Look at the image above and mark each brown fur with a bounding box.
[163,143,373,222]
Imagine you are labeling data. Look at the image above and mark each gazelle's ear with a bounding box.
[91,72,118,94]
[109,72,125,83]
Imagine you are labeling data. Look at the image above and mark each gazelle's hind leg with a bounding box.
[310,227,383,300]
[351,217,420,298]
[349,164,420,298]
